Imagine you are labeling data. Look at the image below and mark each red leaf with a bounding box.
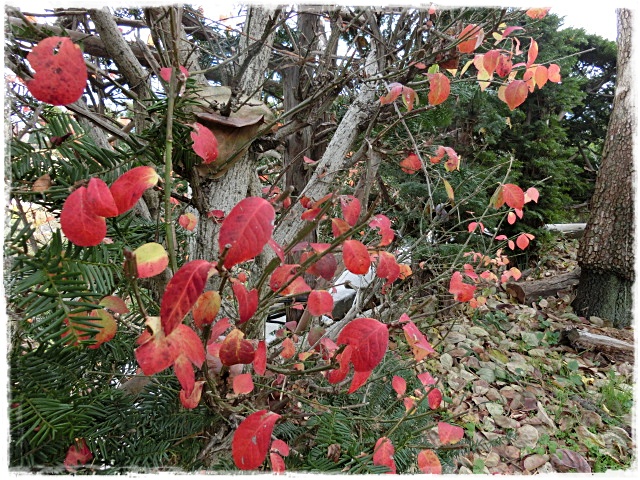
[428,73,450,105]
[376,251,401,285]
[418,371,436,387]
[86,178,118,217]
[392,375,406,397]
[179,381,204,409]
[428,388,443,409]
[308,290,334,316]
[209,317,231,343]
[159,65,189,82]
[337,317,388,372]
[404,397,417,412]
[133,242,169,279]
[160,260,214,334]
[302,250,338,281]
[449,271,476,302]
[327,345,352,384]
[193,290,221,329]
[457,24,484,53]
[219,197,275,269]
[179,213,197,231]
[342,240,371,275]
[438,422,464,445]
[483,49,501,75]
[548,63,562,83]
[270,452,286,473]
[380,82,403,105]
[233,373,255,394]
[64,438,93,471]
[220,328,255,366]
[401,85,418,111]
[527,38,539,67]
[60,187,106,247]
[504,80,528,110]
[443,147,460,172]
[191,122,219,164]
[270,439,290,456]
[502,183,525,210]
[400,153,421,174]
[268,238,285,262]
[232,282,258,324]
[340,195,361,226]
[26,37,87,106]
[373,437,397,474]
[232,410,281,470]
[496,54,513,77]
[269,264,311,296]
[369,214,395,246]
[403,320,435,361]
[516,232,535,250]
[418,449,442,474]
[173,354,196,395]
[524,186,540,203]
[110,166,160,215]
[301,207,323,221]
[331,217,351,238]
[253,340,267,375]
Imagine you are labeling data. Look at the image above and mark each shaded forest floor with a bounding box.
[429,237,635,474]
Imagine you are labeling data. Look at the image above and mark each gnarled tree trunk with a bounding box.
[572,9,634,328]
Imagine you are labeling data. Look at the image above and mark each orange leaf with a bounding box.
[281,337,296,359]
[527,38,538,67]
[179,381,204,409]
[516,232,535,250]
[449,271,476,302]
[548,63,562,83]
[526,8,551,19]
[503,80,528,110]
[26,37,87,106]
[379,82,403,105]
[457,24,484,53]
[331,217,351,238]
[496,54,513,77]
[179,212,198,231]
[192,290,221,329]
[428,73,450,105]
[418,450,442,474]
[403,320,436,361]
[400,153,422,174]
[534,65,548,88]
[483,49,501,75]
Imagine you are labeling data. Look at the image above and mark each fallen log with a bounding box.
[560,327,634,363]
[544,223,586,239]
[505,267,581,304]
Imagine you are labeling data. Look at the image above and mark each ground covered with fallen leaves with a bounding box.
[429,238,635,473]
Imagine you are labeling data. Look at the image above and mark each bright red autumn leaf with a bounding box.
[340,195,361,226]
[302,249,338,281]
[232,410,281,470]
[253,340,267,375]
[373,437,397,474]
[64,438,93,471]
[133,242,169,278]
[449,271,476,302]
[208,317,231,343]
[26,37,87,106]
[179,213,197,231]
[342,239,371,275]
[524,186,540,203]
[400,153,421,174]
[192,290,221,329]
[301,207,323,221]
[392,375,406,397]
[428,388,443,409]
[504,80,528,110]
[60,186,106,247]
[233,373,255,395]
[271,439,290,457]
[548,63,561,83]
[348,368,373,394]
[527,38,539,67]
[502,183,525,210]
[331,217,351,238]
[86,178,118,218]
[219,328,255,366]
[516,232,535,250]
[159,65,189,82]
[160,260,214,334]
[269,264,311,296]
[526,7,550,19]
[438,422,464,445]
[369,214,395,246]
[418,449,442,474]
[191,122,219,164]
[110,166,160,215]
[428,73,450,105]
[281,337,296,359]
[403,320,435,361]
[207,209,225,222]
[337,317,388,372]
[327,345,352,384]
[376,251,401,286]
[496,54,513,77]
[308,290,334,316]
[219,197,275,269]
[232,282,258,324]
[457,24,484,53]
[270,452,286,473]
[268,237,285,262]
[179,380,204,409]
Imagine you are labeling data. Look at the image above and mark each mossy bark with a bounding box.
[573,268,633,328]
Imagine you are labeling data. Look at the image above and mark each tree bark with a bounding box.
[572,9,634,328]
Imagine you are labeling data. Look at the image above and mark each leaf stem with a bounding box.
[163,69,178,273]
